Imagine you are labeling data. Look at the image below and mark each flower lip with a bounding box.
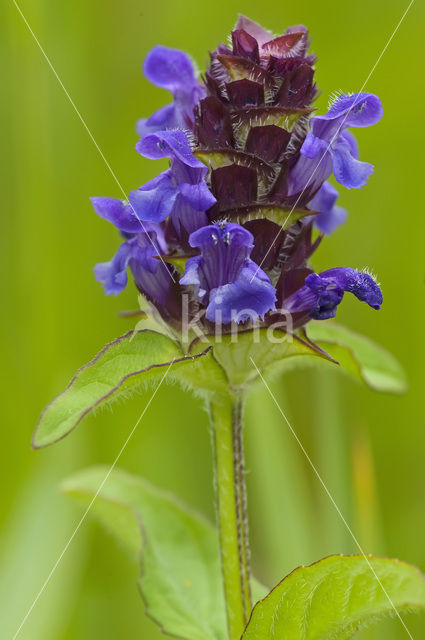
[143,45,199,92]
[317,92,383,129]
[136,129,207,170]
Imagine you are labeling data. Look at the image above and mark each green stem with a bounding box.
[233,399,252,617]
[210,394,252,640]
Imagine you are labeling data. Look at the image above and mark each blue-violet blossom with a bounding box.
[130,129,216,236]
[93,223,172,305]
[137,46,204,137]
[285,267,383,320]
[180,222,276,323]
[289,92,383,197]
[309,181,347,234]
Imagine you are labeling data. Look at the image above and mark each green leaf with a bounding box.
[33,330,218,449]
[191,328,335,390]
[62,467,265,640]
[242,554,425,640]
[305,322,408,393]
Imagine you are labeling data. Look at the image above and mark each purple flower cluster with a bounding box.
[92,15,383,329]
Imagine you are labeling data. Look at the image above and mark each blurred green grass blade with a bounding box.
[242,554,425,640]
[313,371,353,553]
[305,322,408,393]
[0,449,88,640]
[246,384,315,580]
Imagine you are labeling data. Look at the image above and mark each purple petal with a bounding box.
[178,181,217,211]
[136,129,205,170]
[170,196,209,237]
[129,171,178,222]
[206,266,276,324]
[319,267,383,309]
[310,93,383,140]
[284,266,382,320]
[287,150,333,197]
[304,272,344,319]
[181,222,276,324]
[327,93,383,128]
[90,197,143,234]
[138,47,204,137]
[94,240,134,296]
[143,45,198,93]
[331,140,374,189]
[315,205,347,234]
[300,131,328,159]
[309,182,347,234]
[130,253,171,306]
[180,255,205,296]
[94,232,174,303]
[136,104,176,138]
[340,129,359,159]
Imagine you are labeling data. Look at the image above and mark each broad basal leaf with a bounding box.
[305,322,407,393]
[62,467,266,640]
[243,554,425,640]
[33,330,224,449]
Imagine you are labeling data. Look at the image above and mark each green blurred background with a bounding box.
[1,0,424,638]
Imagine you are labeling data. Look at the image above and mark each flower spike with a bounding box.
[92,16,384,332]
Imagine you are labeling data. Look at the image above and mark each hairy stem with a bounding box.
[233,399,252,620]
[210,394,252,640]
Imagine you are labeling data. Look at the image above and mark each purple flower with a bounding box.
[309,182,347,234]
[130,129,216,236]
[94,225,171,305]
[284,267,383,320]
[180,222,276,323]
[288,93,383,196]
[137,46,204,137]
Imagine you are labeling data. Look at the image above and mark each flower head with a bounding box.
[92,16,385,334]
